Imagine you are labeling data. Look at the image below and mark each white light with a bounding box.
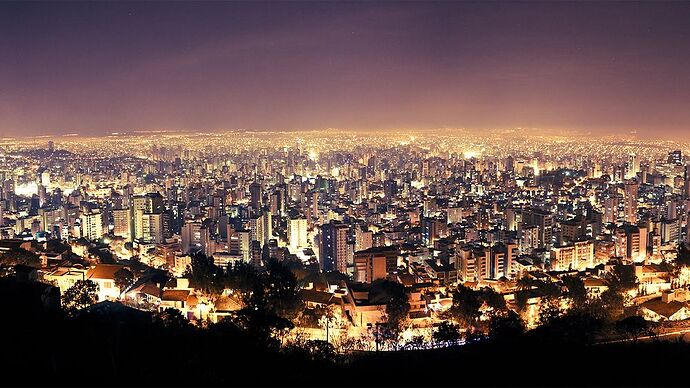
[15,182,38,196]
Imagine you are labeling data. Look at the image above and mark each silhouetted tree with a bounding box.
[615,315,650,343]
[185,253,224,294]
[489,312,525,341]
[677,243,690,267]
[154,307,191,331]
[433,321,461,345]
[592,288,626,321]
[230,307,294,348]
[562,275,587,308]
[538,297,563,325]
[114,268,134,294]
[479,287,508,316]
[404,335,427,350]
[369,279,410,333]
[530,311,603,345]
[225,261,260,304]
[62,280,98,314]
[607,263,636,291]
[0,248,40,269]
[448,284,482,326]
[293,339,337,362]
[259,259,304,320]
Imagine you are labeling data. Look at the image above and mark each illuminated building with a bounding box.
[319,221,352,273]
[80,211,103,241]
[288,217,308,250]
[624,180,639,224]
[353,246,398,283]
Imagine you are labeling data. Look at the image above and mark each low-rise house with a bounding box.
[126,281,163,306]
[662,289,690,303]
[160,289,193,311]
[299,288,336,309]
[407,285,431,321]
[342,283,387,327]
[0,239,33,254]
[209,295,242,323]
[85,264,126,301]
[42,266,88,294]
[39,252,64,267]
[426,292,453,313]
[640,298,690,322]
[583,277,609,298]
[635,263,671,295]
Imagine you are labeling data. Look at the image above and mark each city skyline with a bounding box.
[3,1,690,138]
[4,2,690,386]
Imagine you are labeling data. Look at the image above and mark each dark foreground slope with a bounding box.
[3,311,689,386]
[2,278,688,387]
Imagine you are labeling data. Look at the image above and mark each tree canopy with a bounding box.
[0,248,41,269]
[114,268,134,294]
[62,280,99,314]
[433,321,461,345]
[369,279,410,333]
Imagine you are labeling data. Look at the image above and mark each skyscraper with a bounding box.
[320,221,351,273]
[684,164,690,199]
[603,196,619,224]
[249,181,262,214]
[288,217,308,250]
[521,208,553,249]
[112,208,131,241]
[627,154,639,179]
[80,211,103,241]
[624,180,639,224]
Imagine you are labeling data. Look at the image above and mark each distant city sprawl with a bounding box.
[2,129,690,384]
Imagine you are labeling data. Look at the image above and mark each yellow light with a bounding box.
[463,150,479,159]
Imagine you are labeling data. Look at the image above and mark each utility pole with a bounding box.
[325,310,333,343]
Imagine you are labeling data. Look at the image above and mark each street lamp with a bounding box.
[374,322,382,352]
[198,302,206,322]
[321,309,335,343]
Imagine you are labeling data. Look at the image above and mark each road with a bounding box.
[597,327,690,345]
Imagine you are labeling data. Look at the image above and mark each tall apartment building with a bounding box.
[614,225,647,261]
[661,218,680,245]
[112,208,131,241]
[521,208,553,250]
[141,213,165,243]
[181,221,202,254]
[491,242,518,279]
[603,196,620,224]
[249,181,262,214]
[550,240,595,271]
[228,228,251,262]
[354,225,374,252]
[80,211,103,241]
[455,243,515,281]
[288,217,308,250]
[132,193,165,241]
[320,221,352,273]
[422,216,448,246]
[624,180,639,224]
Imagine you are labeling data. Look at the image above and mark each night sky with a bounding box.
[2,1,690,138]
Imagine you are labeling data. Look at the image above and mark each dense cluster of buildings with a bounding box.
[2,130,690,337]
